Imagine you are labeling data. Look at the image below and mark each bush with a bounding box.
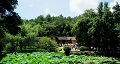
[79,46,87,51]
[57,46,62,52]
[38,37,57,52]
[63,46,71,56]
[3,33,20,52]
[4,43,15,53]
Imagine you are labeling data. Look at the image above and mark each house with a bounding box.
[51,36,77,44]
[36,36,77,45]
[36,36,78,49]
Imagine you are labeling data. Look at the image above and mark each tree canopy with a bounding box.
[0,0,21,52]
[72,2,120,53]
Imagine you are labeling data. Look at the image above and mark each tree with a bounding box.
[72,9,97,46]
[35,15,44,24]
[0,17,5,39]
[82,9,97,18]
[0,17,5,52]
[72,17,91,43]
[45,14,52,22]
[113,2,120,48]
[0,0,21,35]
[113,2,120,23]
[18,23,40,51]
[38,37,57,52]
[88,2,119,52]
[72,2,120,53]
[0,0,21,52]
[3,33,21,52]
[97,2,103,18]
[25,14,75,37]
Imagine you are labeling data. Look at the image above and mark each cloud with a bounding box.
[69,0,99,14]
[45,9,50,14]
[44,9,58,16]
[29,4,34,7]
[110,0,120,12]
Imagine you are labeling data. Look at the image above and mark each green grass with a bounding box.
[0,52,120,64]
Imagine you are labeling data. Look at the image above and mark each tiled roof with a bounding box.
[36,37,76,40]
[58,37,76,40]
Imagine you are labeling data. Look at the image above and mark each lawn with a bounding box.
[0,52,120,64]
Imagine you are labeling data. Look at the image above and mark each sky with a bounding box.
[15,0,120,20]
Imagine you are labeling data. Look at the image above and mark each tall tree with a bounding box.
[113,2,120,23]
[72,2,120,53]
[72,9,97,46]
[35,15,44,24]
[45,14,51,22]
[113,2,120,47]
[72,18,91,43]
[0,17,5,52]
[0,0,21,35]
[98,2,103,18]
[89,2,119,51]
[0,0,21,52]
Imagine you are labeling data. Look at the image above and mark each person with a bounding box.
[75,45,78,50]
[70,43,72,49]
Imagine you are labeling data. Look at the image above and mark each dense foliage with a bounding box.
[72,2,120,54]
[24,14,75,37]
[1,22,41,52]
[79,46,87,51]
[63,46,71,56]
[1,52,120,64]
[0,0,21,35]
[38,37,57,52]
[0,0,21,52]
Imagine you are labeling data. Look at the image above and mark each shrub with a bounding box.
[57,46,62,52]
[79,46,87,51]
[4,43,15,53]
[63,46,71,56]
[38,37,57,52]
[3,33,20,52]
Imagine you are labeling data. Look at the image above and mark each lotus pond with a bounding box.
[0,52,120,64]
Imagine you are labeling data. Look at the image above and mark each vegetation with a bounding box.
[79,46,87,51]
[0,0,21,53]
[24,14,74,37]
[38,37,57,52]
[1,52,120,64]
[72,2,120,56]
[0,0,120,62]
[63,46,71,56]
[57,46,62,52]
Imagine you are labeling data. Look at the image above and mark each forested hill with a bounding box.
[23,14,79,37]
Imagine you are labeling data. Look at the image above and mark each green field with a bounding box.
[1,52,120,64]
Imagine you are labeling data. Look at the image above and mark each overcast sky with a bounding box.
[15,0,120,20]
